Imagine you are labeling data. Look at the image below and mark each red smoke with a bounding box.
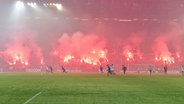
[123,45,135,61]
[0,21,184,72]
[153,22,182,64]
[4,41,30,66]
[51,32,108,66]
[2,31,43,67]
[122,33,143,63]
[153,40,175,64]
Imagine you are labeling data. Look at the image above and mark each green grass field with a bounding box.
[0,73,184,104]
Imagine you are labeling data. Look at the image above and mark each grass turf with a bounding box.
[0,73,184,104]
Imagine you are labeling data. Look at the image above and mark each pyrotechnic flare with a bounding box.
[51,32,108,66]
[2,34,43,67]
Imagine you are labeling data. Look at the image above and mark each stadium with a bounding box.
[0,0,184,104]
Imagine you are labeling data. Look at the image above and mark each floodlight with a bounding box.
[43,3,46,6]
[56,4,63,11]
[16,1,24,9]
[27,2,37,8]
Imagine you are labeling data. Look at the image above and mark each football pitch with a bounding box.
[0,73,184,104]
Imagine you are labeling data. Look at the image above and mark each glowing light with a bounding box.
[15,55,20,60]
[176,53,181,58]
[80,56,97,65]
[127,58,130,61]
[6,53,29,66]
[55,4,63,10]
[64,55,74,63]
[92,50,96,54]
[53,49,108,66]
[53,51,59,55]
[51,33,108,66]
[3,41,31,66]
[155,55,175,64]
[25,62,29,66]
[127,51,133,59]
[43,3,47,6]
[99,50,106,58]
[41,58,44,65]
[123,50,134,61]
[42,3,63,10]
[16,1,24,9]
[155,57,158,61]
[9,63,13,65]
[119,19,132,22]
[79,50,108,65]
[122,45,143,62]
[27,2,37,8]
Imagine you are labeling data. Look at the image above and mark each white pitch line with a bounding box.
[23,92,42,104]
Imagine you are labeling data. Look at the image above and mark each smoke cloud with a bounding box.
[51,32,108,65]
[2,29,43,66]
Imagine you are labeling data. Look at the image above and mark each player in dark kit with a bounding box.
[122,65,127,75]
[106,64,111,76]
[49,66,53,73]
[182,65,184,75]
[164,65,168,74]
[46,65,53,73]
[99,65,103,73]
[61,65,67,73]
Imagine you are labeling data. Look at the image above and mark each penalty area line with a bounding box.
[23,92,42,104]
